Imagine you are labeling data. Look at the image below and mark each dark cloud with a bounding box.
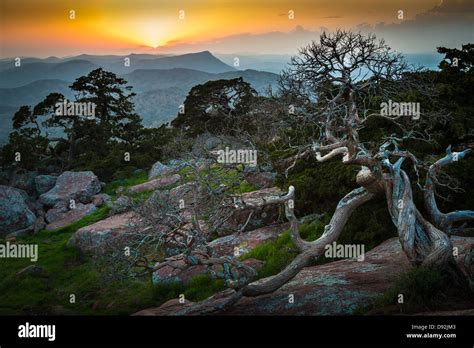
[156,1,471,56]
[357,0,473,53]
[428,0,474,13]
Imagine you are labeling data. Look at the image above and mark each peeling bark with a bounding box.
[424,146,473,234]
[383,157,458,273]
[241,186,375,297]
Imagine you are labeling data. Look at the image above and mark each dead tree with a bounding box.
[172,30,473,314]
[123,154,262,287]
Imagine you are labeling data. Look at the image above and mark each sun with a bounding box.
[152,44,158,49]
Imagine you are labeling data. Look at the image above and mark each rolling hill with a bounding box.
[0,52,277,143]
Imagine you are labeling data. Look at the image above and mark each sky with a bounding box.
[0,0,472,58]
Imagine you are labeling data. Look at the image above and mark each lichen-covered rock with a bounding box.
[148,161,172,179]
[91,193,112,207]
[138,236,474,316]
[45,203,97,231]
[169,183,195,204]
[151,225,283,286]
[149,159,196,180]
[35,175,57,195]
[108,196,133,214]
[33,216,47,234]
[45,207,67,224]
[68,212,140,253]
[0,185,36,237]
[244,172,276,189]
[208,223,288,257]
[152,258,263,286]
[39,171,101,208]
[12,171,37,195]
[204,136,223,150]
[127,174,181,194]
[134,298,196,315]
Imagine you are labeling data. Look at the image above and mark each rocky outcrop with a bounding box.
[0,185,36,237]
[152,224,288,285]
[152,258,264,286]
[127,174,181,194]
[148,159,208,180]
[169,183,195,205]
[68,212,141,253]
[35,175,57,195]
[45,203,97,231]
[91,193,112,207]
[108,196,133,215]
[148,161,172,179]
[244,172,276,189]
[12,171,37,195]
[39,171,101,208]
[45,207,67,224]
[136,236,474,316]
[208,223,288,257]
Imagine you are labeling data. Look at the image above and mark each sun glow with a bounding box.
[1,0,445,57]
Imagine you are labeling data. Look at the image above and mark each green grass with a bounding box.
[103,169,181,205]
[152,274,226,305]
[47,205,110,234]
[366,267,455,314]
[0,205,157,315]
[229,179,257,194]
[2,204,313,315]
[103,171,148,196]
[178,164,257,194]
[0,204,231,315]
[184,274,226,301]
[242,218,328,278]
[177,165,194,177]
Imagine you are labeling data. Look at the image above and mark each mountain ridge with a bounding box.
[0,52,278,144]
[0,51,236,87]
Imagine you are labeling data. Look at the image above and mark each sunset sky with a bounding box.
[0,0,472,57]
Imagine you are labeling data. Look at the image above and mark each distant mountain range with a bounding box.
[0,50,442,144]
[0,51,235,88]
[0,51,279,143]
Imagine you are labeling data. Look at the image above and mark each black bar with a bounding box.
[0,315,473,346]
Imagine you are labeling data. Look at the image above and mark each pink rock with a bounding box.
[244,172,276,188]
[39,171,101,207]
[45,208,65,224]
[152,225,285,286]
[91,193,111,207]
[127,174,181,194]
[133,298,196,316]
[209,223,288,257]
[137,236,474,316]
[45,203,97,231]
[68,212,142,252]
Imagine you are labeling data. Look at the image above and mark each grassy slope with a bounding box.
[0,204,230,315]
[0,166,256,315]
[0,206,155,315]
[5,159,463,315]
